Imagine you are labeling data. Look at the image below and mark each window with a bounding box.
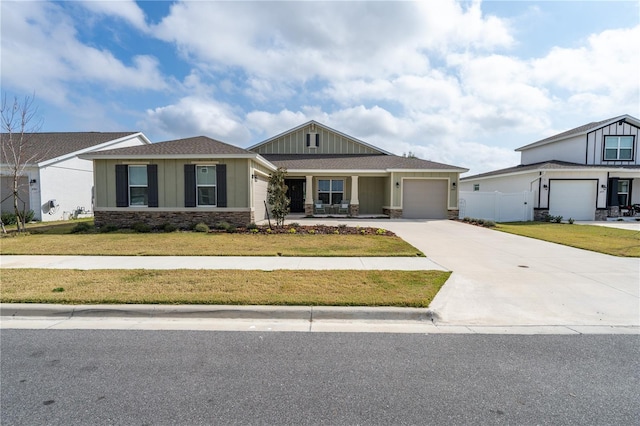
[196,165,216,206]
[128,165,148,206]
[604,136,633,160]
[473,184,480,192]
[318,179,344,204]
[617,180,630,206]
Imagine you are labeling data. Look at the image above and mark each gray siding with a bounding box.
[586,121,639,165]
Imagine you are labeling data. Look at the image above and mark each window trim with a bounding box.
[196,165,217,207]
[604,135,634,161]
[617,179,630,207]
[128,165,148,207]
[317,179,344,205]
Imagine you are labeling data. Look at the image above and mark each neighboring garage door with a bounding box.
[402,179,448,219]
[253,176,269,222]
[549,180,597,221]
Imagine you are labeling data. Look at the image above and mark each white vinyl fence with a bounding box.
[459,191,534,222]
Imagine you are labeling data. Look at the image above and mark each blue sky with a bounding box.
[2,0,639,175]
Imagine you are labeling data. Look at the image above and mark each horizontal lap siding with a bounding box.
[95,159,249,208]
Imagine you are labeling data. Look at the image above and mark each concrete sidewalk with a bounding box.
[0,255,445,271]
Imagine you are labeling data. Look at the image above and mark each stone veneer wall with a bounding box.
[349,204,359,217]
[447,209,459,220]
[95,210,253,229]
[304,204,313,216]
[595,208,608,221]
[534,208,549,221]
[607,206,620,219]
[383,207,402,219]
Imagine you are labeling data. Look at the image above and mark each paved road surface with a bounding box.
[1,329,638,425]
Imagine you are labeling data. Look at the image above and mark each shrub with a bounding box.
[71,222,93,234]
[376,228,386,235]
[334,230,340,234]
[246,222,258,230]
[476,219,485,225]
[194,222,210,233]
[132,222,152,233]
[483,220,496,228]
[1,210,35,225]
[551,215,563,223]
[214,221,230,231]
[308,229,316,234]
[226,225,237,233]
[266,228,272,234]
[99,224,119,233]
[162,223,178,233]
[462,217,471,222]
[250,228,259,234]
[289,222,300,227]
[542,213,552,222]
[567,218,574,224]
[288,228,297,234]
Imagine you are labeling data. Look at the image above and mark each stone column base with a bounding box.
[383,207,402,219]
[447,209,459,220]
[304,204,314,216]
[349,204,359,216]
[595,208,608,221]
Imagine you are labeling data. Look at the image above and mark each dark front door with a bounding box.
[285,179,305,213]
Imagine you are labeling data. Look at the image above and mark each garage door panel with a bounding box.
[549,180,596,221]
[403,180,448,219]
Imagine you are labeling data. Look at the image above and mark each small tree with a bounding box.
[1,93,44,232]
[267,167,290,227]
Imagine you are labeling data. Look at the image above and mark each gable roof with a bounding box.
[263,154,468,172]
[461,160,640,181]
[247,120,393,155]
[0,132,144,165]
[516,114,640,151]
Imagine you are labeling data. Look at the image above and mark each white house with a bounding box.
[460,115,640,221]
[1,132,150,222]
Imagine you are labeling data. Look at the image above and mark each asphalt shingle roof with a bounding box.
[0,132,138,164]
[262,154,467,171]
[88,136,252,157]
[462,160,640,180]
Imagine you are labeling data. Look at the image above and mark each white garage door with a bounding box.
[402,179,448,219]
[549,180,597,221]
[253,177,269,222]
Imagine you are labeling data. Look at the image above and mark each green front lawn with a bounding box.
[0,269,450,307]
[496,222,640,257]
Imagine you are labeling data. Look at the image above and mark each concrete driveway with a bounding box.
[301,219,640,329]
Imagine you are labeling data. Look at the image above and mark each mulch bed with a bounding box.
[213,225,396,236]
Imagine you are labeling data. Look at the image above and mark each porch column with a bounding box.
[304,175,314,216]
[350,176,359,216]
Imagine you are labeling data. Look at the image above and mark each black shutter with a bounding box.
[216,164,227,207]
[608,178,619,206]
[315,133,319,147]
[184,164,196,207]
[115,165,128,207]
[306,133,310,147]
[147,164,158,207]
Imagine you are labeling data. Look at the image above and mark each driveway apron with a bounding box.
[304,219,640,328]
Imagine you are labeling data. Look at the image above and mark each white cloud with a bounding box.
[0,1,166,106]
[142,96,251,143]
[79,0,148,32]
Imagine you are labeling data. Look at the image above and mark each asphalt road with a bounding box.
[1,330,638,425]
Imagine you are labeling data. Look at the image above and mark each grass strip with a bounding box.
[496,223,640,257]
[0,233,423,257]
[0,269,450,307]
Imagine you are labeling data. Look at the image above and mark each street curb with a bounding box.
[0,303,436,322]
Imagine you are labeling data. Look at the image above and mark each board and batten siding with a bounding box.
[94,158,250,208]
[390,172,459,209]
[358,177,387,214]
[253,125,381,155]
[586,121,640,165]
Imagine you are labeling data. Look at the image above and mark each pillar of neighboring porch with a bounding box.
[304,175,314,216]
[350,176,359,216]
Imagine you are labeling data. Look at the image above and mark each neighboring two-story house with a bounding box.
[460,115,640,221]
[82,121,468,228]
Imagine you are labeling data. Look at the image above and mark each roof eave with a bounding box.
[80,153,263,160]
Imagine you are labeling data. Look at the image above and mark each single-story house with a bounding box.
[82,121,468,228]
[0,132,150,221]
[460,115,640,221]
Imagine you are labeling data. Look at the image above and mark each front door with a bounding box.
[285,179,305,213]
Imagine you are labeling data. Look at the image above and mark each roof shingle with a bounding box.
[87,136,252,157]
[262,154,467,171]
[0,132,139,164]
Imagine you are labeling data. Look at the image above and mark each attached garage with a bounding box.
[253,176,269,222]
[549,180,597,221]
[402,179,448,219]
